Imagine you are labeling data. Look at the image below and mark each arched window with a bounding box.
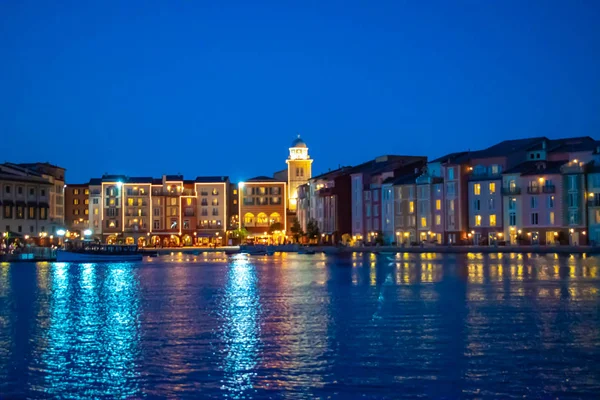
[269,212,281,224]
[244,213,255,226]
[257,212,269,225]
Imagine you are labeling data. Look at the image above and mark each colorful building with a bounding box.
[238,177,286,242]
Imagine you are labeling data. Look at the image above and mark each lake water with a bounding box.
[0,252,599,399]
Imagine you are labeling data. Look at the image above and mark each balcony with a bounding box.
[502,187,521,195]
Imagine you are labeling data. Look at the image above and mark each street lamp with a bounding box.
[83,229,92,237]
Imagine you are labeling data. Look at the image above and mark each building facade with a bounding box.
[285,136,313,212]
[239,177,287,241]
[64,183,90,234]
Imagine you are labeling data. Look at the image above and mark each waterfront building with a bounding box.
[238,177,286,242]
[414,161,443,244]
[308,166,353,243]
[0,166,54,240]
[586,151,600,244]
[87,174,229,246]
[350,155,426,241]
[296,183,310,233]
[64,183,89,235]
[391,173,419,245]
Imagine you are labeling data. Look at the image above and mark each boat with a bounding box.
[56,242,143,262]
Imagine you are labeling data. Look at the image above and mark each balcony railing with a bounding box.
[527,185,556,194]
[502,187,521,195]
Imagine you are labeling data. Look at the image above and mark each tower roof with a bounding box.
[291,134,307,148]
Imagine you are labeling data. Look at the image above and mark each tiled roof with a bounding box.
[195,176,229,183]
[246,176,285,182]
[311,166,354,181]
[429,151,471,164]
[503,160,566,176]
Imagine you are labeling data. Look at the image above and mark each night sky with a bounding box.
[1,1,599,183]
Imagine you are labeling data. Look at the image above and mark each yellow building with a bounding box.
[285,135,313,211]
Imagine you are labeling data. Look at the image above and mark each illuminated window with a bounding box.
[435,215,441,225]
[435,199,441,210]
[139,188,145,195]
[137,198,142,206]
[270,212,281,223]
[489,214,496,227]
[409,201,414,213]
[257,213,269,225]
[109,199,115,206]
[244,213,255,225]
[73,199,80,205]
[420,217,427,227]
[186,198,192,206]
[73,189,80,195]
[233,189,238,195]
[212,198,219,206]
[73,209,79,215]
[473,184,481,195]
[84,199,89,205]
[127,198,134,206]
[85,209,89,215]
[94,208,98,215]
[170,198,177,206]
[475,215,482,226]
[489,182,496,194]
[550,211,555,225]
[212,188,218,195]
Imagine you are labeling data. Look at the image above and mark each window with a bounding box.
[490,165,501,175]
[547,195,554,208]
[509,197,516,210]
[448,167,455,180]
[74,199,80,205]
[233,189,238,195]
[93,198,99,205]
[366,205,371,217]
[212,188,219,195]
[84,199,89,205]
[40,208,47,219]
[475,215,481,226]
[488,198,495,210]
[509,212,516,226]
[212,208,219,216]
[73,209,80,215]
[16,207,24,219]
[364,191,371,201]
[374,205,379,217]
[170,198,177,206]
[84,209,89,215]
[5,186,10,194]
[449,199,455,211]
[257,213,269,225]
[550,211,555,225]
[28,207,35,219]
[183,220,190,229]
[568,175,577,190]
[531,197,537,209]
[17,186,23,195]
[531,213,539,225]
[594,194,600,207]
[435,200,441,210]
[29,188,35,196]
[489,182,496,194]
[212,199,219,206]
[409,201,414,213]
[170,219,178,229]
[373,191,379,202]
[595,210,600,224]
[94,208,99,215]
[41,189,45,196]
[153,220,160,229]
[137,198,142,207]
[186,198,192,206]
[489,214,496,227]
[569,210,578,224]
[107,208,117,217]
[73,189,80,195]
[435,215,441,225]
[473,184,481,195]
[421,217,427,227]
[473,199,480,211]
[446,182,456,196]
[84,189,89,195]
[568,193,577,208]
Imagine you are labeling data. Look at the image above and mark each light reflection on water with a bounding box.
[0,252,598,398]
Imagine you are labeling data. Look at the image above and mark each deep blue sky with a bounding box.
[1,1,599,183]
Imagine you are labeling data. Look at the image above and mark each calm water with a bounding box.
[0,252,599,399]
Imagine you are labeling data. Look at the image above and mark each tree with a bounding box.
[231,227,249,242]
[269,222,284,233]
[290,217,304,242]
[306,219,320,240]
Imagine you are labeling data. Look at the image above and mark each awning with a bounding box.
[38,202,49,207]
[3,200,13,206]
[27,201,38,207]
[16,201,26,206]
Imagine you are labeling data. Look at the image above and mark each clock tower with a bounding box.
[286,135,313,212]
